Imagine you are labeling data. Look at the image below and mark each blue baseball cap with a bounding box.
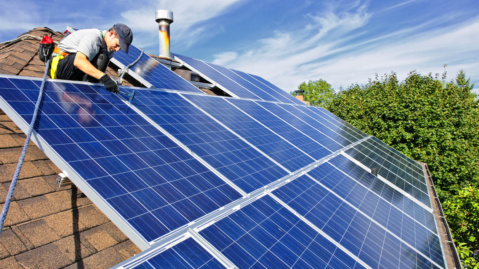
[113,23,133,54]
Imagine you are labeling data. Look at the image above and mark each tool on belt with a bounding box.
[38,34,54,63]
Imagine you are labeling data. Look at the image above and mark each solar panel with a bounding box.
[175,54,305,105]
[246,73,308,106]
[0,76,241,248]
[344,139,431,208]
[308,106,368,140]
[125,89,288,194]
[183,94,315,172]
[255,102,345,152]
[327,155,436,230]
[273,173,444,268]
[200,195,366,268]
[0,71,447,268]
[173,54,260,100]
[111,46,202,93]
[225,98,331,160]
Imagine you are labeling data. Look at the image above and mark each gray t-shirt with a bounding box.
[58,29,113,60]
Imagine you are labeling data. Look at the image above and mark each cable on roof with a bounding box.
[117,48,144,85]
[0,57,52,235]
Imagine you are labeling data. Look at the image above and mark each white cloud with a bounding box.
[212,4,479,93]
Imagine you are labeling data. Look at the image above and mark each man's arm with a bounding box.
[74,51,119,93]
[73,52,105,80]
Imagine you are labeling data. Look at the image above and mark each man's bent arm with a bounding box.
[73,52,105,80]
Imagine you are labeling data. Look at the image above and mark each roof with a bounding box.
[0,27,141,268]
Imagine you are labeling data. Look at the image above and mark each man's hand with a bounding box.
[100,74,119,94]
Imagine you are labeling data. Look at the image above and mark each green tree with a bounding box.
[443,185,479,268]
[294,79,335,107]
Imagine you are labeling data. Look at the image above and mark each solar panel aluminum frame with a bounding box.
[0,75,154,250]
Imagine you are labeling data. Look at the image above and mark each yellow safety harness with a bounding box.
[50,47,68,79]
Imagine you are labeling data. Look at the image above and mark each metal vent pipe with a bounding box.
[155,10,174,59]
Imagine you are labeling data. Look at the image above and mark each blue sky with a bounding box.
[1,0,478,93]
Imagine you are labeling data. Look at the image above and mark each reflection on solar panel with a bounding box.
[111,46,202,93]
[344,138,431,208]
[0,72,447,268]
[175,54,306,105]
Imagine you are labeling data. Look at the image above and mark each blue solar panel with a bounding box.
[0,77,241,245]
[127,90,288,193]
[369,137,426,179]
[246,73,307,106]
[111,46,202,93]
[116,238,223,269]
[293,106,366,143]
[277,103,359,146]
[174,54,260,99]
[345,139,431,207]
[175,54,304,105]
[256,102,345,152]
[273,174,445,268]
[308,106,368,140]
[310,156,439,244]
[226,98,332,160]
[326,155,436,231]
[183,94,315,172]
[200,195,365,268]
[232,70,299,105]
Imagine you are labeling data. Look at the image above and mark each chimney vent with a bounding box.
[155,10,174,59]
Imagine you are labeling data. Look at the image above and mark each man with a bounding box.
[50,24,133,93]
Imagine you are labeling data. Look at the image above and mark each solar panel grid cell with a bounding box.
[203,61,281,103]
[246,73,308,106]
[129,238,223,269]
[308,107,368,140]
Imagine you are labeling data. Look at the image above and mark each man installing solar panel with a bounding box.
[48,24,133,94]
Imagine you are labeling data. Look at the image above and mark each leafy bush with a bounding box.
[293,79,335,107]
[443,185,479,268]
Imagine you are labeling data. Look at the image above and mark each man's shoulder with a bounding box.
[71,29,103,39]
